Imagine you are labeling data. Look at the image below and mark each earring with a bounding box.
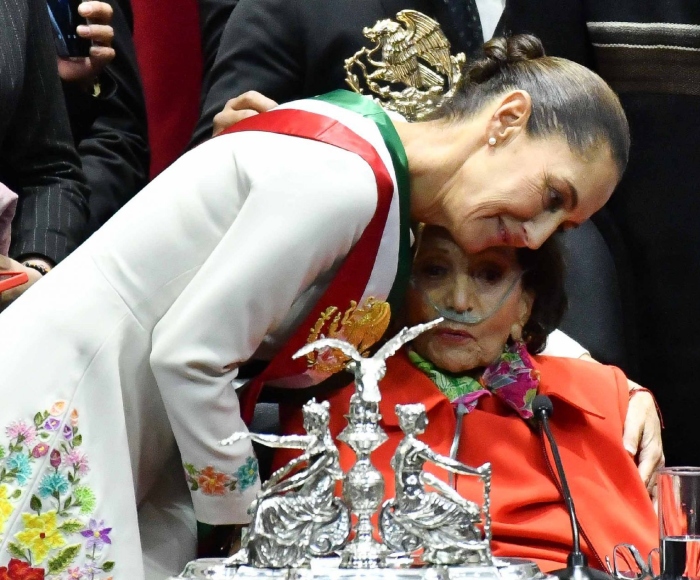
[510,323,523,341]
[488,136,497,147]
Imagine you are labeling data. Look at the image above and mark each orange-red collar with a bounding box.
[377,349,608,427]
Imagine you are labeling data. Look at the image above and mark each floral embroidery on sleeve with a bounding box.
[0,403,115,578]
[183,457,259,496]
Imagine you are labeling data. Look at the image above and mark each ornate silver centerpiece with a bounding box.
[171,321,550,580]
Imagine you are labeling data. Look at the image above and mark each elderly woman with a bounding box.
[277,225,658,572]
[0,35,638,576]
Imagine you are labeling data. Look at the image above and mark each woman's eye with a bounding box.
[474,266,505,284]
[418,264,448,278]
[546,188,565,213]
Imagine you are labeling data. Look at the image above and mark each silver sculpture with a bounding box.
[380,403,492,565]
[175,320,548,580]
[222,399,351,568]
[295,319,443,568]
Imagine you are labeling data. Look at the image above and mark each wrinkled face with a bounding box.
[408,227,533,374]
[444,134,618,253]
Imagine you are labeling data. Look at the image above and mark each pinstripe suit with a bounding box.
[0,0,89,263]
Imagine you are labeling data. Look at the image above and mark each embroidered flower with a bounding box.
[80,519,111,550]
[6,454,32,486]
[1,406,115,573]
[0,559,45,580]
[236,457,259,491]
[49,450,61,469]
[15,510,66,564]
[73,486,96,515]
[42,418,60,432]
[5,422,36,446]
[197,467,231,496]
[79,564,101,577]
[63,450,89,476]
[38,473,70,498]
[0,485,15,534]
[49,401,67,417]
[31,444,49,459]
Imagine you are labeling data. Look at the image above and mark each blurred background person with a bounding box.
[59,0,150,234]
[0,0,90,309]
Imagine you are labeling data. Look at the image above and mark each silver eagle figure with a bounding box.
[294,319,442,568]
[293,318,444,404]
[222,399,351,568]
[380,403,493,566]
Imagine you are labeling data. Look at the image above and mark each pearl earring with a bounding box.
[488,136,497,147]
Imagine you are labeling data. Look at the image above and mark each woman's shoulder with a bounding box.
[533,354,628,422]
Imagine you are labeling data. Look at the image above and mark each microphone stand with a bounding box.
[534,395,613,580]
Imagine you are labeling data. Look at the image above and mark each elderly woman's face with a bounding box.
[407,227,533,374]
[444,134,619,254]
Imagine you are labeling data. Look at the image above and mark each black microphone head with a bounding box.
[533,394,553,419]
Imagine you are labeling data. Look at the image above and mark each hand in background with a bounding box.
[57,1,116,85]
[623,380,664,497]
[213,91,279,137]
[0,256,42,312]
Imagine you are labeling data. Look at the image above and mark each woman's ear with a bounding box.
[511,289,535,340]
[518,289,535,325]
[510,290,535,342]
[487,90,532,144]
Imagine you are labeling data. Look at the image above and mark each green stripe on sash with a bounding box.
[313,90,411,314]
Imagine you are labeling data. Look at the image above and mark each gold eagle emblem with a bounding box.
[305,297,391,374]
[345,10,466,121]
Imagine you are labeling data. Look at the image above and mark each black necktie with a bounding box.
[434,0,485,60]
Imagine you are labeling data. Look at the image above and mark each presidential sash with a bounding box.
[219,91,410,423]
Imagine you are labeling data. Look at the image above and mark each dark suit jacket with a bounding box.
[64,0,150,234]
[0,0,89,263]
[191,0,440,146]
[198,0,239,101]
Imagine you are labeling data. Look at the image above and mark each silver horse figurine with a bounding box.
[222,399,350,568]
[380,403,493,566]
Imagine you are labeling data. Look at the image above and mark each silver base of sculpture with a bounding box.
[173,320,548,580]
[172,557,549,580]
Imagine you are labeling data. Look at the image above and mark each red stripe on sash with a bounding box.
[220,109,395,424]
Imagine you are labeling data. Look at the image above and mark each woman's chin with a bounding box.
[429,351,480,375]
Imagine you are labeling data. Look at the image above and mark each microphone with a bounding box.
[532,395,612,580]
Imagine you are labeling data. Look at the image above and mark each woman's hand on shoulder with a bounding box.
[213,92,279,137]
[623,379,664,497]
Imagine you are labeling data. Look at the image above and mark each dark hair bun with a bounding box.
[467,34,546,84]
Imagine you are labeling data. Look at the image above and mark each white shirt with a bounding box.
[475,0,507,41]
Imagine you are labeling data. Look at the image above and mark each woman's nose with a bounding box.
[449,275,475,312]
[523,216,561,249]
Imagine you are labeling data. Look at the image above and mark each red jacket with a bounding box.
[276,350,657,572]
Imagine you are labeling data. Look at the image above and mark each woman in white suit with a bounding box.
[0,37,641,578]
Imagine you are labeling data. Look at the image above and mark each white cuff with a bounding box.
[541,329,590,359]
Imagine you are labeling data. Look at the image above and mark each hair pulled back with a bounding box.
[439,34,630,174]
